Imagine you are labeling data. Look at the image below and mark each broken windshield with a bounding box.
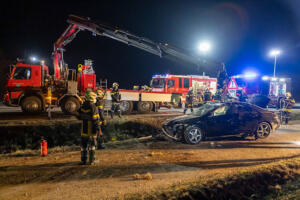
[192,103,222,117]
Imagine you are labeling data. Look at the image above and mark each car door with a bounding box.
[206,105,231,136]
[236,104,260,134]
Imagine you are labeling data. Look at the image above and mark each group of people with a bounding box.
[77,82,121,165]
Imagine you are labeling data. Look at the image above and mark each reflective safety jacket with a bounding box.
[185,91,193,104]
[78,101,100,137]
[111,88,121,104]
[96,97,105,110]
[283,97,295,112]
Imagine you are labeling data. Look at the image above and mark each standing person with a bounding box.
[213,88,223,103]
[96,89,106,149]
[78,91,100,165]
[282,92,295,124]
[110,82,122,119]
[237,89,248,102]
[184,87,194,114]
[203,88,213,103]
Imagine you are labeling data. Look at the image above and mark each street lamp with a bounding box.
[198,41,211,54]
[269,49,281,78]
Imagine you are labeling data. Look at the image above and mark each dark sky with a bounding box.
[1,0,300,99]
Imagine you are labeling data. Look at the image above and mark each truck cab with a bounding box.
[5,62,49,106]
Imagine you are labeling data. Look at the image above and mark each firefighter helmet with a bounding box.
[85,91,97,102]
[96,89,104,97]
[112,82,119,88]
[286,92,291,97]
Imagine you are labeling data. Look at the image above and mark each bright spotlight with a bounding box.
[243,72,257,79]
[269,49,281,57]
[30,56,37,62]
[279,78,285,82]
[198,41,211,53]
[262,76,269,81]
[271,77,278,81]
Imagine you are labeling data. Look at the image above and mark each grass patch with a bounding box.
[125,157,300,200]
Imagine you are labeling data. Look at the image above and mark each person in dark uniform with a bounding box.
[213,88,223,103]
[96,89,106,149]
[110,82,122,119]
[78,91,100,165]
[203,88,213,103]
[184,87,194,114]
[282,92,295,124]
[236,89,248,102]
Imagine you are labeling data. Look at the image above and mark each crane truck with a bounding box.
[4,15,220,114]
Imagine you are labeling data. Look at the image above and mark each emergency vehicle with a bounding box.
[227,73,291,107]
[4,15,220,114]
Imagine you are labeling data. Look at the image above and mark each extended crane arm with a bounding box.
[53,15,220,80]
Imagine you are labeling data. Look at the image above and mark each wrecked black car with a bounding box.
[162,102,280,144]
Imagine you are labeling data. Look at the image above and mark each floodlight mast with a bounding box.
[269,49,281,78]
[53,15,224,81]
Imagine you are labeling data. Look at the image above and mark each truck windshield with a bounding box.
[192,103,221,117]
[151,78,165,88]
[13,67,31,80]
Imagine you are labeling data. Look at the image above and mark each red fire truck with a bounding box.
[227,73,291,107]
[4,15,219,114]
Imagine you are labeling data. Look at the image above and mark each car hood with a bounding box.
[165,115,200,125]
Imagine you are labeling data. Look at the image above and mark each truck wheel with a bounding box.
[61,97,80,114]
[120,101,133,114]
[137,101,153,113]
[21,96,42,113]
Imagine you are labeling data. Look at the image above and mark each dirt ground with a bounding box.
[1,124,300,200]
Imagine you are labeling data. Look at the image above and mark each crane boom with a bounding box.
[53,15,218,80]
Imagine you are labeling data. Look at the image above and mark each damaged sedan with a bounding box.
[162,102,280,144]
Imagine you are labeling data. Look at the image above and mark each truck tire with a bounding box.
[21,96,42,113]
[137,101,153,113]
[61,97,80,114]
[120,101,133,114]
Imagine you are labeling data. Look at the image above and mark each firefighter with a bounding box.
[110,82,122,119]
[282,92,295,124]
[183,87,194,114]
[78,91,100,165]
[213,88,223,103]
[133,85,139,90]
[141,85,151,91]
[237,89,248,102]
[96,89,106,149]
[203,88,213,103]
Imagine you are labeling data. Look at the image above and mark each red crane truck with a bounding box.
[4,15,220,114]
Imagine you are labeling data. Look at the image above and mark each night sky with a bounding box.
[1,0,300,99]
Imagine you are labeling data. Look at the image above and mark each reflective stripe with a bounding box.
[93,114,99,119]
[81,108,91,113]
[283,109,292,112]
[98,106,103,109]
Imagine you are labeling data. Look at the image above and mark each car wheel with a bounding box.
[184,126,204,144]
[256,122,272,139]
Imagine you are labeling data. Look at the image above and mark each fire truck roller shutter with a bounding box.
[60,96,81,114]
